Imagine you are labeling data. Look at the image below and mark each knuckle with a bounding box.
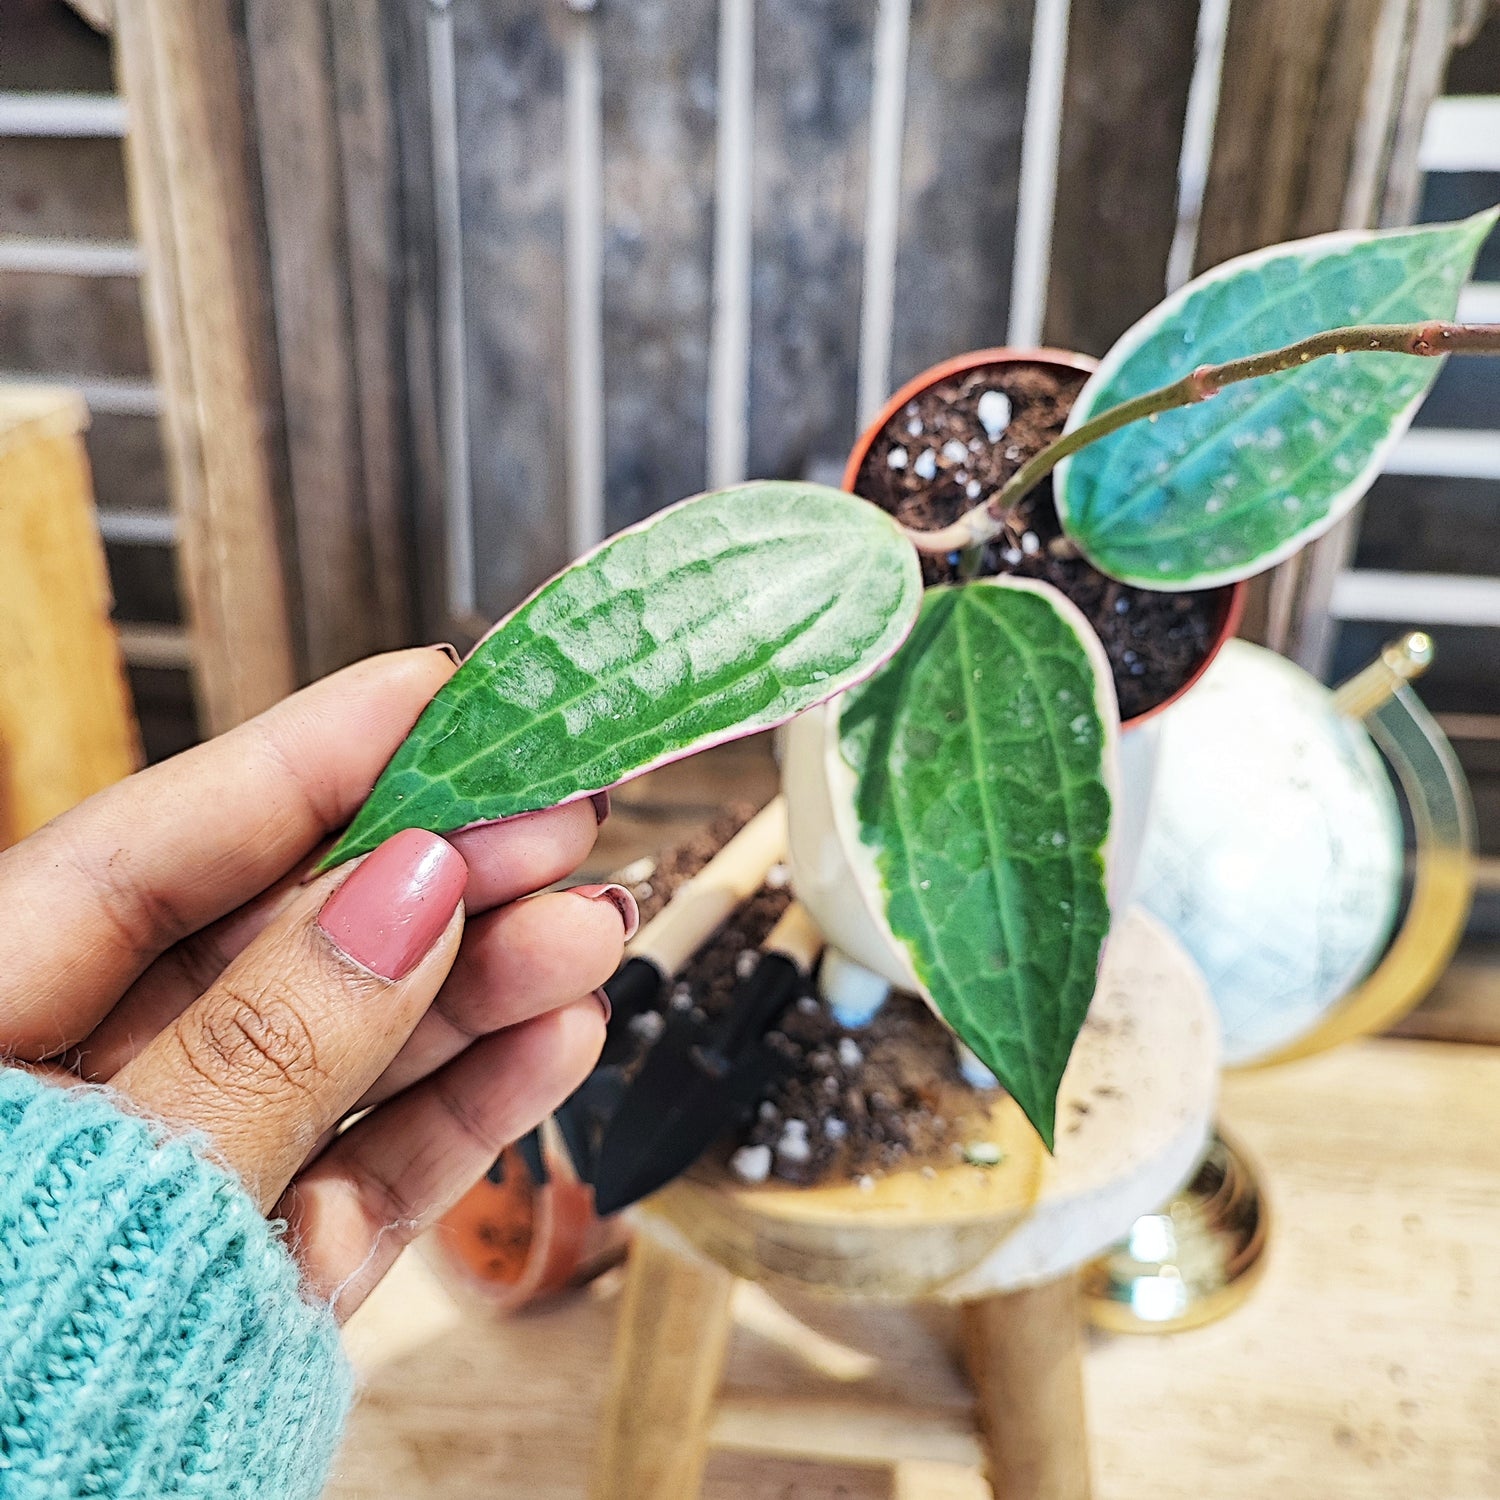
[185,982,324,1101]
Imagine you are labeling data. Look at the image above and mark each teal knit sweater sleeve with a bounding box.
[0,1067,353,1498]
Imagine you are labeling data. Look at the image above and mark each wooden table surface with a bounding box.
[326,1037,1500,1499]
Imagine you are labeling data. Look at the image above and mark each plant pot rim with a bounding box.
[842,344,1247,729]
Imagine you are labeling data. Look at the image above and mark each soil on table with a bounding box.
[853,361,1230,721]
[621,808,1002,1187]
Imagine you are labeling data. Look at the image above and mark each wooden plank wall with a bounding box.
[598,0,717,535]
[244,0,411,677]
[745,0,873,487]
[449,0,571,619]
[164,0,1483,662]
[12,0,1480,784]
[114,0,299,734]
[389,0,1064,634]
[889,0,1035,387]
[1044,0,1199,356]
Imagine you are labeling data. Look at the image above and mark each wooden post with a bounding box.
[1043,0,1200,356]
[590,1233,736,1500]
[0,389,139,847]
[242,0,412,675]
[962,1277,1092,1500]
[113,0,298,733]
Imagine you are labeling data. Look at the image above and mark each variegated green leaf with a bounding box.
[325,483,922,867]
[838,579,1118,1148]
[1055,209,1497,588]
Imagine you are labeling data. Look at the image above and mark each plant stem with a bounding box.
[904,320,1500,557]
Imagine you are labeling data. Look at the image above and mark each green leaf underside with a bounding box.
[325,483,922,867]
[1056,210,1497,588]
[839,583,1114,1149]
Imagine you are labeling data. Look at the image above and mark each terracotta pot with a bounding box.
[840,345,1246,729]
[428,1139,628,1314]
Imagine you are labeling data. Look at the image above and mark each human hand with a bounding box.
[0,648,633,1318]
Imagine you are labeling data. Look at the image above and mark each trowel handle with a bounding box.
[629,796,788,976]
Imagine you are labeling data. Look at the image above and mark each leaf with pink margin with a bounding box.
[837,579,1118,1148]
[322,483,922,867]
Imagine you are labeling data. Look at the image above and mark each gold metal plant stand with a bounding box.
[1083,633,1477,1334]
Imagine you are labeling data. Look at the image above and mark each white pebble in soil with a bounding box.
[963,1140,1006,1168]
[886,445,909,471]
[777,1120,812,1165]
[796,994,823,1016]
[735,949,759,980]
[670,983,693,1012]
[977,390,1013,442]
[858,1174,876,1193]
[628,1010,665,1042]
[824,1117,848,1141]
[941,438,969,465]
[758,1099,780,1123]
[1002,547,1023,566]
[1021,531,1040,556]
[906,416,923,437]
[731,1144,773,1184]
[966,480,982,499]
[913,449,938,481]
[836,1037,863,1069]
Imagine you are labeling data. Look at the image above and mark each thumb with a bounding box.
[113,830,467,1210]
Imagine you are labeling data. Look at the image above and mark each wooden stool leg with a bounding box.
[961,1274,1091,1500]
[590,1233,736,1500]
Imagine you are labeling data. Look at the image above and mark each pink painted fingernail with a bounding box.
[590,790,611,825]
[317,829,468,980]
[572,883,640,941]
[592,987,612,1023]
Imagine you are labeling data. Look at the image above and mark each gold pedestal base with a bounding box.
[1081,1128,1269,1334]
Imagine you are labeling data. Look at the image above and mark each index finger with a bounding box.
[0,647,456,1058]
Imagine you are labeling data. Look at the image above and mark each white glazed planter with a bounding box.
[782,694,1160,1004]
[782,697,922,993]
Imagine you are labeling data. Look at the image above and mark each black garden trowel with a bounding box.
[588,901,823,1215]
[509,797,790,1188]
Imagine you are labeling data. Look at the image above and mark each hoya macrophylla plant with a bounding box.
[818,208,1498,1145]
[323,483,922,866]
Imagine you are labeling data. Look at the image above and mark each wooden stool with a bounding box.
[590,908,1218,1500]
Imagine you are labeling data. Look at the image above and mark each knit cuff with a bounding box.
[0,1067,353,1499]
